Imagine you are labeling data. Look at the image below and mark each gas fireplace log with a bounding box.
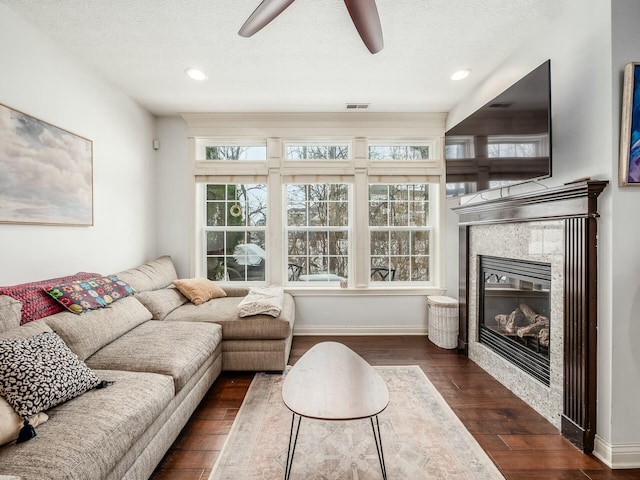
[494,303,549,337]
[517,317,549,338]
[538,328,550,347]
[520,303,549,325]
[495,307,530,333]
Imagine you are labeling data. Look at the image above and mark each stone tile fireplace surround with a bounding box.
[454,181,607,453]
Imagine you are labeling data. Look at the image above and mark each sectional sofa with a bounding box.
[0,256,295,480]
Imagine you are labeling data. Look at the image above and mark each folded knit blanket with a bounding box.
[237,287,284,318]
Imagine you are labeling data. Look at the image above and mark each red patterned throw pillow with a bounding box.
[0,272,100,325]
[44,275,135,314]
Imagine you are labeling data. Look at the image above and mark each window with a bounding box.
[189,116,444,291]
[369,143,430,160]
[204,184,267,282]
[196,141,267,161]
[285,143,350,160]
[286,184,350,283]
[369,184,431,283]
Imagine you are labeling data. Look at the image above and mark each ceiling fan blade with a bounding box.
[343,0,384,54]
[238,0,296,37]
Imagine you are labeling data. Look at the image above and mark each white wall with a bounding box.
[155,116,191,277]
[446,0,640,464]
[0,4,158,284]
[608,0,640,462]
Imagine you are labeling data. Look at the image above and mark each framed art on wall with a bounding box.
[0,103,93,225]
[619,62,640,186]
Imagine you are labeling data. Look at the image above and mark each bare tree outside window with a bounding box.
[369,145,430,160]
[205,145,266,161]
[286,184,349,282]
[369,184,431,282]
[285,145,350,160]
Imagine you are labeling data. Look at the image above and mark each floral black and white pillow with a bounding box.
[0,332,101,418]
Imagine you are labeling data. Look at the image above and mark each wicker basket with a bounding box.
[427,296,459,349]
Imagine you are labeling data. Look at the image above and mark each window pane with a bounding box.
[205,145,266,161]
[411,231,430,255]
[309,201,327,227]
[370,231,389,255]
[411,256,430,281]
[328,201,348,226]
[390,231,410,255]
[369,201,388,226]
[410,201,428,226]
[285,144,350,160]
[390,201,409,226]
[369,145,430,160]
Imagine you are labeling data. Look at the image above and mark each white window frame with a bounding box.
[186,113,446,296]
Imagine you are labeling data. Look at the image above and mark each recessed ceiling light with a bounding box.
[451,69,471,81]
[185,68,208,81]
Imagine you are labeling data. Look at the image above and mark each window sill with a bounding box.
[284,286,446,297]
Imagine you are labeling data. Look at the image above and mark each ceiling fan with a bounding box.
[238,0,384,54]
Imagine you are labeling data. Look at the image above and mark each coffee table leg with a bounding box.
[284,412,302,480]
[370,415,387,480]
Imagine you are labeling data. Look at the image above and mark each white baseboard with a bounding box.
[593,435,640,468]
[293,325,428,336]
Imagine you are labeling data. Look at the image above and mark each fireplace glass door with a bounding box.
[479,256,551,385]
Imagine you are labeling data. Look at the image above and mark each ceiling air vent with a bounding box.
[489,102,512,108]
[345,103,370,110]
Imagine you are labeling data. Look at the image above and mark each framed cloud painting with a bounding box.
[620,62,640,186]
[0,103,93,225]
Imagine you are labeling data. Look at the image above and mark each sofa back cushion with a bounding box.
[0,319,53,340]
[113,256,178,292]
[0,296,21,333]
[134,288,188,320]
[44,296,152,360]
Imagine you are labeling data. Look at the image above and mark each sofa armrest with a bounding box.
[221,286,250,297]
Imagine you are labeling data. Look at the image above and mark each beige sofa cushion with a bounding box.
[0,369,174,480]
[0,296,21,333]
[113,255,178,292]
[0,320,52,340]
[0,397,48,447]
[85,321,222,393]
[44,296,152,360]
[134,288,188,320]
[164,293,294,340]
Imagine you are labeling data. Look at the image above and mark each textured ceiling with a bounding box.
[2,0,574,116]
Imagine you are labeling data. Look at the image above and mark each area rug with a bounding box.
[209,365,505,479]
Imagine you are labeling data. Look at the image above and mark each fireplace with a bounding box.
[479,256,551,386]
[454,180,608,453]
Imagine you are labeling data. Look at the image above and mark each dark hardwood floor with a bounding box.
[151,336,640,480]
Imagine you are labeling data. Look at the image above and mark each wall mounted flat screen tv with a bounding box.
[445,60,551,198]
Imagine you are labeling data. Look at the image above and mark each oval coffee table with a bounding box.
[282,341,389,479]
